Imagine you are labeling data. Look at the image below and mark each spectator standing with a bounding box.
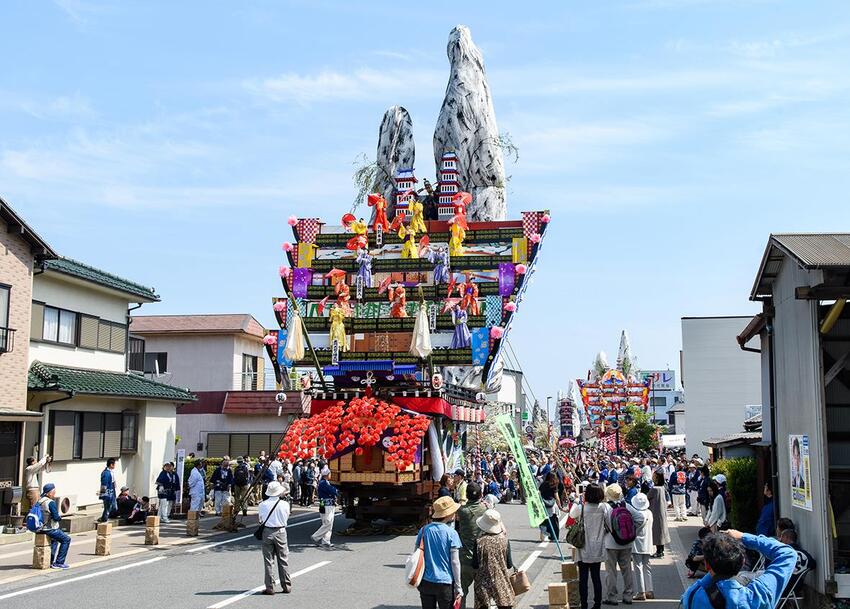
[456,483,487,608]
[98,458,118,523]
[756,483,775,537]
[38,483,71,569]
[453,469,468,506]
[569,483,607,609]
[472,509,515,609]
[311,466,338,548]
[696,466,711,522]
[629,493,654,601]
[416,496,463,609]
[602,484,635,606]
[539,473,566,542]
[23,454,50,512]
[681,530,796,609]
[258,481,292,595]
[648,472,670,558]
[669,467,688,522]
[233,456,251,516]
[438,474,453,499]
[155,462,179,524]
[210,458,234,515]
[686,464,701,516]
[290,459,302,504]
[705,480,727,533]
[188,461,206,512]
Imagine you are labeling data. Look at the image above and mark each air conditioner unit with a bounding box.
[56,495,78,516]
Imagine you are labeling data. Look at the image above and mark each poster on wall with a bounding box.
[789,434,812,511]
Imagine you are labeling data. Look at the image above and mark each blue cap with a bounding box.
[42,483,55,496]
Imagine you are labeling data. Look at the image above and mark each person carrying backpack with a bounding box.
[233,456,251,516]
[602,483,636,606]
[681,529,796,609]
[33,483,71,569]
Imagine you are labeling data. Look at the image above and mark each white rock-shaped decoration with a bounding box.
[376,105,415,217]
[433,25,506,221]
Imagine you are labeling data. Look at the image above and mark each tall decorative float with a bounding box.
[264,25,550,524]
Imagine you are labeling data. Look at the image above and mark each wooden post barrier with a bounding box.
[548,582,569,609]
[32,533,51,569]
[186,510,199,536]
[95,521,112,555]
[145,515,160,545]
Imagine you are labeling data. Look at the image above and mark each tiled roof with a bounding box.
[45,257,159,302]
[702,432,762,448]
[0,197,57,260]
[28,361,195,402]
[131,314,266,339]
[179,391,309,415]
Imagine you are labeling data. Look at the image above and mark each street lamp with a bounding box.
[546,396,553,445]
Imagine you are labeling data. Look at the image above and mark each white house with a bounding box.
[680,316,762,458]
[25,258,195,517]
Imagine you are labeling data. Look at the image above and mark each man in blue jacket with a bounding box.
[155,462,180,524]
[210,458,234,516]
[682,529,796,609]
[98,458,118,522]
[311,466,339,548]
[38,483,72,569]
[756,483,775,537]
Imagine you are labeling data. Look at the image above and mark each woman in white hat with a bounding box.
[258,481,291,595]
[472,509,515,609]
[628,492,654,601]
[416,496,463,609]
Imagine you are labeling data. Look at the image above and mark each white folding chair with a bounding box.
[776,550,812,609]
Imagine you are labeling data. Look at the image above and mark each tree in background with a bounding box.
[622,404,661,452]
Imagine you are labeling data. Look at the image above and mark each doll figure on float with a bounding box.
[398,224,419,259]
[328,304,349,351]
[355,248,373,288]
[346,217,369,251]
[449,220,465,257]
[424,244,450,284]
[388,284,408,318]
[335,280,351,314]
[409,198,427,234]
[459,273,480,316]
[449,303,472,349]
[367,193,389,233]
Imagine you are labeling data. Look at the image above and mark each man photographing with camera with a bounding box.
[682,529,797,609]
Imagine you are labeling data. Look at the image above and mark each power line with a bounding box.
[505,338,539,406]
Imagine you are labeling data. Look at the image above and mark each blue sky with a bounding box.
[3,1,850,403]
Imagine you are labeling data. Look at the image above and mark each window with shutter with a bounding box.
[206,434,230,458]
[31,302,44,340]
[249,434,271,458]
[103,413,122,458]
[51,411,76,461]
[110,324,126,353]
[82,413,104,459]
[121,412,138,452]
[230,434,249,458]
[79,315,99,349]
[97,322,112,350]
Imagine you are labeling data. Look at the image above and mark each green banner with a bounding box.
[494,414,547,528]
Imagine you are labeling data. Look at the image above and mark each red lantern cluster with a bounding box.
[277,397,431,471]
[385,415,431,471]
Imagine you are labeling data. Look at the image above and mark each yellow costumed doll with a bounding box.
[346,218,369,251]
[328,304,348,352]
[399,225,419,259]
[409,199,427,234]
[449,221,466,257]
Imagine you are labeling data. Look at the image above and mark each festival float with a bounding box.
[576,331,651,453]
[261,26,550,524]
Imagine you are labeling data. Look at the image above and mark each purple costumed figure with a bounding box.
[356,249,373,288]
[426,247,450,284]
[451,308,472,349]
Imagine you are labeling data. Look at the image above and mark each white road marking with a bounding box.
[0,555,166,601]
[206,560,331,609]
[186,514,329,553]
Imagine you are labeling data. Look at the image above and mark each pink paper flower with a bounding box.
[287,215,298,227]
[278,266,291,278]
[490,326,505,340]
[262,334,277,346]
[515,263,528,275]
[541,214,551,224]
[282,242,293,252]
[529,233,541,244]
[504,302,517,313]
[273,301,286,312]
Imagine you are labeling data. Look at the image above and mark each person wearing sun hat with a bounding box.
[472,509,515,608]
[258,481,291,595]
[628,492,654,601]
[416,496,463,609]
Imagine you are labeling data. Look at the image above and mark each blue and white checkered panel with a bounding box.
[471,328,490,365]
[485,295,502,327]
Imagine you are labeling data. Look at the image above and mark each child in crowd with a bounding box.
[685,527,711,578]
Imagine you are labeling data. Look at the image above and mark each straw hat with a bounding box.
[265,481,288,497]
[476,509,504,535]
[632,492,650,511]
[432,496,460,519]
[605,483,623,502]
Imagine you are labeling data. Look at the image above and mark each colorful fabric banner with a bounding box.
[292,268,312,298]
[471,328,490,365]
[499,262,516,296]
[297,242,316,268]
[512,238,528,264]
[494,415,547,528]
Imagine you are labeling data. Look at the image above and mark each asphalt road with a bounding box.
[0,503,565,609]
